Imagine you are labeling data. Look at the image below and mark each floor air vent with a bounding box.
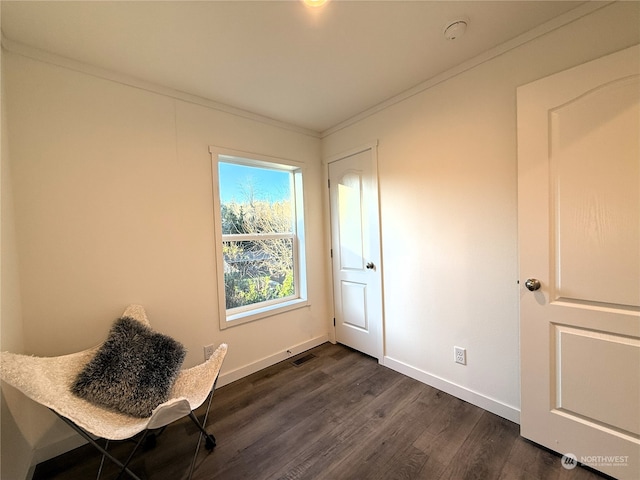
[291,353,316,367]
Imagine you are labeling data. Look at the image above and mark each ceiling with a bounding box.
[1,1,587,133]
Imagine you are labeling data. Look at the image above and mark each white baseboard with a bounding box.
[217,334,329,388]
[383,356,520,424]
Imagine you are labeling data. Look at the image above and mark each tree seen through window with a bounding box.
[219,161,297,310]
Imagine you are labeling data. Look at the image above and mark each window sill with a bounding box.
[222,298,309,329]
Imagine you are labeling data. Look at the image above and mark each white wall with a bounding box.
[2,2,639,477]
[322,1,640,422]
[1,43,34,480]
[2,47,329,470]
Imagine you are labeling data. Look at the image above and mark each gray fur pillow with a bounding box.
[71,316,186,417]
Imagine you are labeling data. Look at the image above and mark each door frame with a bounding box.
[323,140,385,362]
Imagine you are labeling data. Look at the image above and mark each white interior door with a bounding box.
[518,45,640,479]
[329,146,383,361]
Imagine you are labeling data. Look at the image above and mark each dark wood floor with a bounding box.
[34,342,608,480]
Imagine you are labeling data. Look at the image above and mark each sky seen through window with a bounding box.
[219,162,291,204]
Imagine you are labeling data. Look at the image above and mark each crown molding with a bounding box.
[1,34,321,139]
[0,1,614,141]
[321,1,613,138]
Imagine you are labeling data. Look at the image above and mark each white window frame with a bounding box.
[209,146,308,329]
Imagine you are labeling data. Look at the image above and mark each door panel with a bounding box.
[518,45,640,479]
[554,326,640,436]
[552,76,639,306]
[341,281,368,330]
[329,147,383,360]
[337,172,365,270]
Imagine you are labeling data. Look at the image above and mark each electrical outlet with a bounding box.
[204,344,215,361]
[454,346,466,365]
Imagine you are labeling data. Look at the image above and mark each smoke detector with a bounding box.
[444,19,468,40]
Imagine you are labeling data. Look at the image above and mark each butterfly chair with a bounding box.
[0,305,227,480]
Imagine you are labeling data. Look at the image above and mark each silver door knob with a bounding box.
[525,278,541,291]
[366,262,375,270]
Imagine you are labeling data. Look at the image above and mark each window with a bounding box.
[210,148,307,328]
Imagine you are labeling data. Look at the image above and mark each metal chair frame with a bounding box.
[53,379,219,480]
[0,306,227,480]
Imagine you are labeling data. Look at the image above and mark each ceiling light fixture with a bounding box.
[302,0,328,8]
[444,19,468,41]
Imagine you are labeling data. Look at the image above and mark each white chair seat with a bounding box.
[0,305,227,479]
